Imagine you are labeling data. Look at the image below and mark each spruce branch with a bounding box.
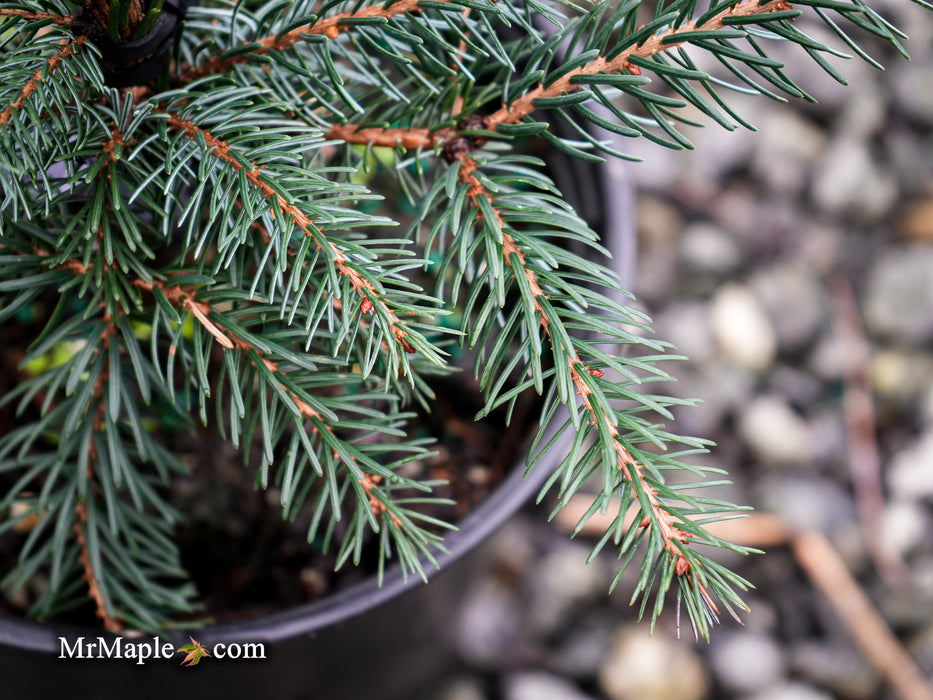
[175,0,460,85]
[71,342,125,632]
[441,152,750,636]
[0,36,86,128]
[484,0,788,129]
[21,239,451,583]
[75,491,123,632]
[160,111,439,374]
[129,267,452,581]
[0,249,198,630]
[3,0,928,637]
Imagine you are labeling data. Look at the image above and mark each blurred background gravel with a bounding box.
[425,3,933,699]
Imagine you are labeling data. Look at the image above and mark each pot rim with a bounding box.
[0,415,565,651]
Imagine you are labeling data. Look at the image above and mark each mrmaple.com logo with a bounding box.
[58,635,266,666]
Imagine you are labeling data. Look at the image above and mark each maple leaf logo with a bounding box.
[176,636,211,667]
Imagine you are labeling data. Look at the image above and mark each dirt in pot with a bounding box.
[166,369,541,625]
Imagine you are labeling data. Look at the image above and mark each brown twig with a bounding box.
[553,500,792,548]
[100,127,127,169]
[132,277,325,417]
[360,473,402,528]
[830,275,911,586]
[450,7,472,119]
[0,8,74,24]
[325,123,441,151]
[74,499,122,632]
[73,322,123,632]
[793,531,933,700]
[177,0,452,85]
[84,0,146,41]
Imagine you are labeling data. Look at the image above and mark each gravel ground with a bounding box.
[427,6,933,700]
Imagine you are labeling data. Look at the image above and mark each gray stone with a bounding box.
[455,578,523,669]
[767,366,826,409]
[893,59,933,124]
[745,682,834,700]
[807,332,853,381]
[739,395,814,466]
[924,384,933,428]
[877,585,933,630]
[545,614,614,678]
[431,676,488,700]
[808,409,848,468]
[626,137,693,191]
[633,196,683,303]
[735,597,780,635]
[633,252,678,304]
[864,247,933,344]
[888,128,933,195]
[711,283,778,373]
[502,672,596,700]
[751,263,825,352]
[654,300,717,365]
[636,195,684,251]
[811,137,898,221]
[682,88,762,180]
[751,108,826,195]
[485,519,540,578]
[888,431,933,501]
[755,476,856,534]
[708,185,765,241]
[598,628,709,700]
[526,543,609,638]
[882,500,930,557]
[709,632,785,694]
[836,83,886,138]
[789,642,879,699]
[661,361,756,437]
[680,223,742,277]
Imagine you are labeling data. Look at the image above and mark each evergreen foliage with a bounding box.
[0,0,925,637]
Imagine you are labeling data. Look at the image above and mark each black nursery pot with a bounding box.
[0,144,635,700]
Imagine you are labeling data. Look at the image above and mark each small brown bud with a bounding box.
[460,114,490,147]
[442,137,473,163]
